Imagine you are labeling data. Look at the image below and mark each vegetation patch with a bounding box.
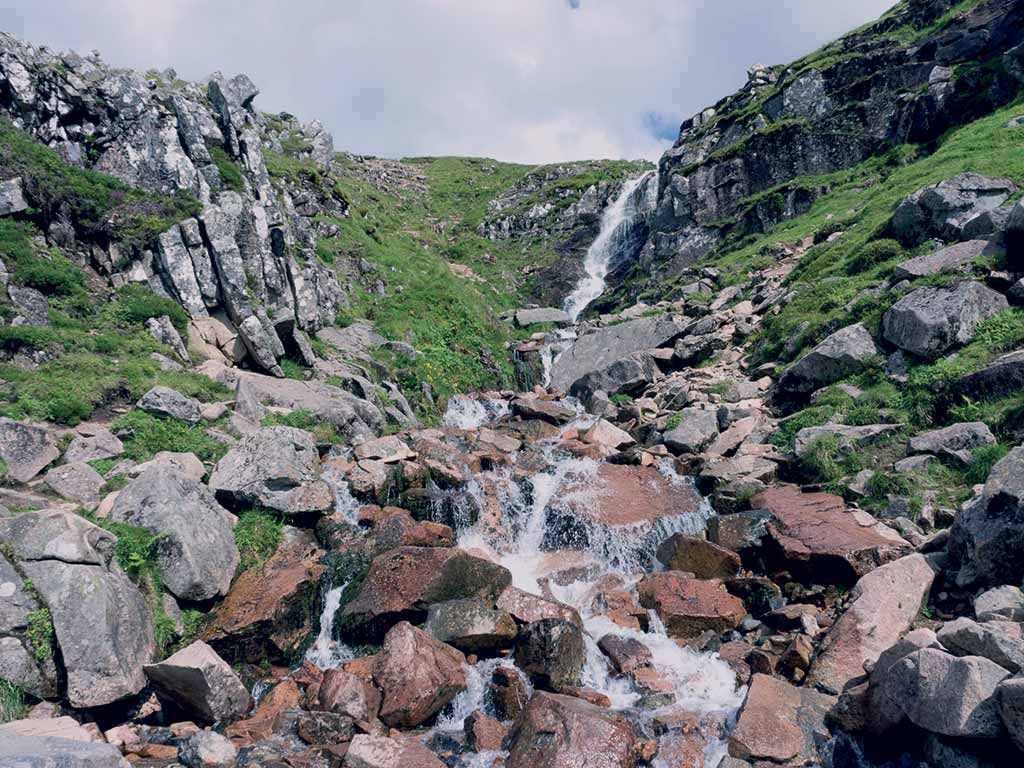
[234,509,284,572]
[111,410,228,464]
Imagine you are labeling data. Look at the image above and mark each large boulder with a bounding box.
[976,585,1024,622]
[424,598,517,653]
[373,621,467,728]
[144,640,251,724]
[947,447,1024,588]
[341,546,512,641]
[879,648,1009,738]
[515,307,570,327]
[0,510,154,708]
[958,349,1024,401]
[344,734,446,768]
[891,174,1017,246]
[807,554,935,694]
[178,731,237,768]
[63,428,124,464]
[109,466,239,601]
[568,353,661,406]
[43,462,104,506]
[137,385,202,424]
[202,527,324,663]
[881,282,1007,359]
[513,618,586,692]
[548,315,688,394]
[751,486,909,586]
[777,323,879,396]
[908,421,996,463]
[0,735,129,767]
[892,239,994,281]
[793,423,901,460]
[656,534,741,579]
[729,674,833,765]
[938,618,1024,673]
[997,677,1024,752]
[0,418,59,483]
[637,572,746,639]
[208,426,333,515]
[506,691,638,768]
[0,555,58,699]
[663,408,720,454]
[0,177,28,216]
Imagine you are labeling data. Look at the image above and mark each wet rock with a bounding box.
[597,635,652,675]
[490,666,530,722]
[807,554,935,694]
[510,397,575,425]
[370,507,454,552]
[342,546,511,641]
[225,678,300,742]
[137,385,203,424]
[43,462,104,506]
[881,648,1009,738]
[582,419,635,449]
[707,510,775,554]
[178,730,237,768]
[424,598,517,653]
[892,239,994,281]
[0,418,59,483]
[882,282,1007,359]
[656,534,741,579]
[144,641,251,724]
[975,585,1024,622]
[208,426,333,515]
[948,447,1024,588]
[63,429,124,464]
[570,353,660,409]
[891,174,1017,246]
[318,668,380,722]
[514,618,586,691]
[465,709,508,751]
[498,586,583,628]
[506,691,638,768]
[724,576,783,618]
[663,408,720,454]
[203,527,325,663]
[776,323,880,396]
[751,486,909,585]
[373,621,467,728]
[110,466,239,601]
[937,618,1024,673]
[997,677,1024,751]
[908,421,996,464]
[729,674,833,765]
[637,572,746,639]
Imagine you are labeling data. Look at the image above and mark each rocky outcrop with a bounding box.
[891,174,1018,246]
[0,418,58,483]
[137,385,202,424]
[144,640,252,724]
[882,282,1007,358]
[776,323,879,398]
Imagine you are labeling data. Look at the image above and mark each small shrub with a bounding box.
[848,239,902,273]
[665,412,683,430]
[771,406,834,450]
[610,393,634,405]
[965,443,1009,485]
[13,249,85,297]
[26,608,54,662]
[235,509,284,571]
[280,358,307,380]
[801,434,845,482]
[0,680,26,724]
[109,284,189,335]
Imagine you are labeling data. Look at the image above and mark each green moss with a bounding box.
[235,509,284,572]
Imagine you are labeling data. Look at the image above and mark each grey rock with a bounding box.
[777,323,880,395]
[0,735,128,767]
[157,226,208,319]
[1008,199,1024,268]
[233,377,267,423]
[179,730,238,768]
[425,598,517,653]
[0,177,28,216]
[514,307,570,327]
[892,240,993,282]
[568,353,660,408]
[894,454,937,474]
[145,640,251,724]
[663,408,720,454]
[513,618,586,692]
[882,648,1009,738]
[997,676,1024,752]
[110,466,239,601]
[43,462,105,505]
[146,315,191,363]
[892,174,1017,247]
[908,422,996,463]
[137,385,203,424]
[975,585,1024,623]
[7,284,49,327]
[548,315,687,394]
[882,282,1007,358]
[672,332,726,367]
[0,418,59,483]
[958,349,1024,400]
[794,423,902,459]
[237,315,285,377]
[208,426,333,515]
[938,617,1024,673]
[64,429,124,464]
[948,447,1024,588]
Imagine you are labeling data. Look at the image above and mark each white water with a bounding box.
[563,172,654,323]
[443,395,511,430]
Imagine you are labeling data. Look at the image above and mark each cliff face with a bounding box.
[598,0,1024,311]
[0,33,349,377]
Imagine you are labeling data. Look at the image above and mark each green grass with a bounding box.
[207,143,245,193]
[111,410,227,464]
[25,608,54,663]
[262,408,342,444]
[234,509,284,571]
[0,680,26,724]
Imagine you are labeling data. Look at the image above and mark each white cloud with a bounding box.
[5,0,896,163]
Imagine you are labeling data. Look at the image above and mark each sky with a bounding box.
[6,1,896,164]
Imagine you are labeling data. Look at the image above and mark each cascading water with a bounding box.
[563,171,654,323]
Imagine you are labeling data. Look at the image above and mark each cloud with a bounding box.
[4,0,896,164]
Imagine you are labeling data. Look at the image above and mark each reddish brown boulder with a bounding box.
[560,463,702,528]
[318,667,381,723]
[752,486,909,585]
[637,572,746,639]
[514,619,586,692]
[203,529,325,663]
[371,508,454,552]
[465,709,508,751]
[597,635,652,675]
[490,666,530,722]
[729,674,834,765]
[497,586,582,627]
[373,622,467,728]
[506,691,638,768]
[341,546,512,641]
[226,679,301,743]
[656,534,741,579]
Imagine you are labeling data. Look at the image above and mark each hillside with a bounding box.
[1,1,1024,767]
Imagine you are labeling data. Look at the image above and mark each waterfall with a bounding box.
[563,171,654,323]
[304,582,355,669]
